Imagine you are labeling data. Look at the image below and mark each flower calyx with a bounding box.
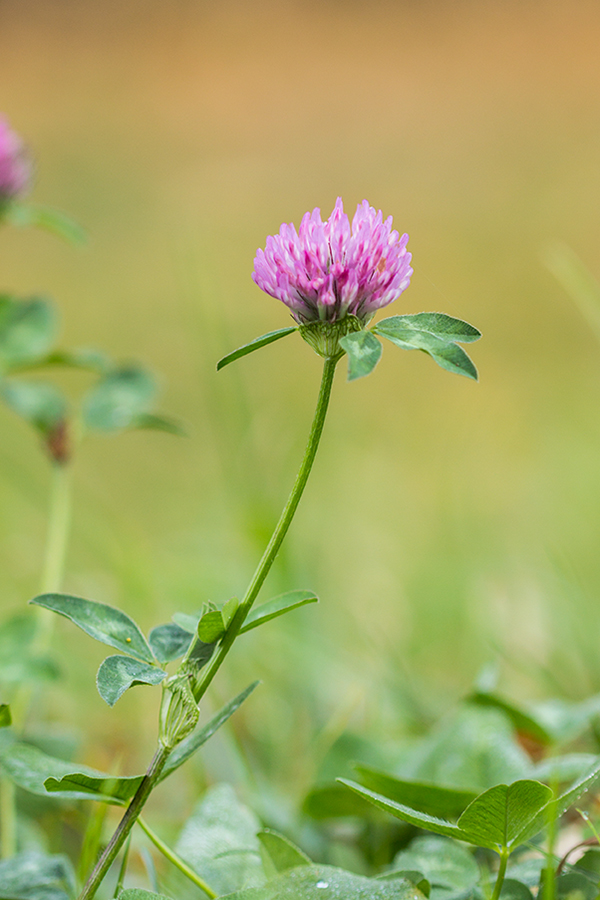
[299,314,364,360]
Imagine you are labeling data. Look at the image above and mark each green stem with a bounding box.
[78,355,338,899]
[491,849,509,900]
[113,835,131,898]
[194,355,338,703]
[138,817,217,898]
[78,746,170,900]
[1,461,72,859]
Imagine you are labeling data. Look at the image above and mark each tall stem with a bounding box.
[77,355,339,899]
[194,354,338,703]
[1,461,72,859]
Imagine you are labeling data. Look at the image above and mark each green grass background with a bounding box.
[1,0,600,804]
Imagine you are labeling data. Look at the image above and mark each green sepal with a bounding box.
[83,365,157,431]
[96,655,166,707]
[30,593,155,664]
[373,312,480,380]
[339,330,382,381]
[0,379,67,434]
[217,327,297,371]
[0,704,11,728]
[240,590,318,634]
[258,829,311,877]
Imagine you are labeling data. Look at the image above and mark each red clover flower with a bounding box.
[0,116,32,204]
[253,198,413,328]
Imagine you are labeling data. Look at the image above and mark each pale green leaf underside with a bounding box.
[217,328,297,371]
[30,593,155,664]
[339,330,383,380]
[96,655,165,707]
[0,851,76,900]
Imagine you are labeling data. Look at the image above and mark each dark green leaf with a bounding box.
[373,315,479,380]
[217,328,297,371]
[0,852,76,900]
[0,295,57,371]
[220,865,426,899]
[378,313,481,343]
[390,835,479,893]
[149,623,193,663]
[5,202,86,245]
[1,380,67,433]
[0,704,11,727]
[132,413,186,436]
[240,590,318,634]
[339,330,383,381]
[160,681,259,780]
[96,655,165,707]
[337,779,466,840]
[467,692,553,744]
[354,765,477,819]
[83,365,157,431]
[555,873,599,900]
[456,780,552,851]
[0,740,125,802]
[118,891,174,900]
[303,783,383,819]
[44,770,143,805]
[258,830,311,876]
[31,593,155,664]
[175,784,264,896]
[197,608,226,643]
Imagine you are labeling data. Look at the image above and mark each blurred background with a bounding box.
[2,0,600,825]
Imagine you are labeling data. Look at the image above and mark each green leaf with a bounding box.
[15,347,112,374]
[5,201,86,245]
[240,590,318,634]
[517,756,600,846]
[354,765,478,818]
[96,655,165,707]
[132,413,186,436]
[0,614,59,685]
[337,779,467,840]
[220,865,426,899]
[530,754,598,785]
[175,784,264,896]
[44,770,143,805]
[455,780,552,851]
[0,704,11,727]
[554,873,599,900]
[118,891,174,900]
[160,681,259,780]
[499,879,534,900]
[30,593,155,664]
[467,691,553,744]
[0,740,126,802]
[375,871,430,896]
[390,835,479,894]
[83,365,157,431]
[1,379,67,433]
[303,783,384,819]
[0,851,76,900]
[339,330,383,381]
[380,313,481,343]
[374,314,479,380]
[258,830,311,877]
[197,608,226,643]
[217,328,297,371]
[172,611,201,634]
[149,623,193,663]
[0,295,57,371]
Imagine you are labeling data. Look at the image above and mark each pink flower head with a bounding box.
[0,116,32,202]
[253,198,413,325]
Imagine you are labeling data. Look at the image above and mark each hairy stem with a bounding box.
[78,746,170,900]
[138,817,217,898]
